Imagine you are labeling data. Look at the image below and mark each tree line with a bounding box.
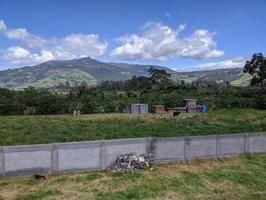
[0,54,265,115]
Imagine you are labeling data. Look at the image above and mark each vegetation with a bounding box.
[0,66,265,115]
[0,109,265,145]
[0,57,174,89]
[0,56,251,90]
[244,53,266,90]
[0,153,265,200]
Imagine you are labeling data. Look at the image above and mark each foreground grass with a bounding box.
[0,153,265,200]
[0,109,265,145]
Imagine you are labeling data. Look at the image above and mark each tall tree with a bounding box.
[243,53,266,91]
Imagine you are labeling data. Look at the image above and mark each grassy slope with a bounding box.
[0,109,265,145]
[0,153,265,200]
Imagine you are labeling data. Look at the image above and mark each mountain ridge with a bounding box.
[0,57,250,89]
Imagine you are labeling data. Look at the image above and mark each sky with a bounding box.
[0,0,265,71]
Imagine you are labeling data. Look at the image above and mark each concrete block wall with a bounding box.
[105,138,147,167]
[3,144,51,176]
[248,133,266,153]
[186,135,217,159]
[154,137,185,163]
[56,141,101,172]
[0,132,265,177]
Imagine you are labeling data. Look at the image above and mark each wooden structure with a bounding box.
[154,105,165,113]
[166,98,201,114]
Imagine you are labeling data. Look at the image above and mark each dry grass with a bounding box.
[0,153,265,200]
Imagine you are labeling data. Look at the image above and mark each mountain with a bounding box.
[0,57,175,89]
[172,68,252,86]
[0,57,251,89]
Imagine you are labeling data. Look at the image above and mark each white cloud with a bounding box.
[176,57,246,72]
[2,46,33,65]
[0,20,7,31]
[111,22,224,61]
[49,34,108,59]
[0,20,46,48]
[4,28,46,48]
[0,20,108,66]
[1,46,55,65]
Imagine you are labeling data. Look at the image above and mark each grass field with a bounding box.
[0,109,265,145]
[0,153,265,200]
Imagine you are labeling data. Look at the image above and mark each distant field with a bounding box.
[0,153,265,200]
[0,109,265,146]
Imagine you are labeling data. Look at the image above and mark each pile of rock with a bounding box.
[110,153,150,173]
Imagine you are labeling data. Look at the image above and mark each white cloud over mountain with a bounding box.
[111,22,224,61]
[0,19,238,71]
[0,20,108,65]
[176,57,246,72]
[2,46,54,65]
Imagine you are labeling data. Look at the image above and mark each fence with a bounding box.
[0,132,265,177]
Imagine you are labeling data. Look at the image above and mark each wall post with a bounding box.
[184,136,193,161]
[184,136,188,161]
[0,147,4,177]
[216,135,221,157]
[100,141,107,170]
[244,133,249,153]
[146,137,155,164]
[51,144,59,174]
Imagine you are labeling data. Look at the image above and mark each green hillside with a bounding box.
[0,56,250,89]
[0,57,174,89]
[172,68,251,86]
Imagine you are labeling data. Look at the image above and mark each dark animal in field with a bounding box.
[173,112,180,117]
[33,174,46,180]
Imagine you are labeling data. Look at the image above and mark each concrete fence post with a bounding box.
[216,135,221,157]
[264,133,266,152]
[100,141,107,170]
[184,137,188,161]
[51,144,59,174]
[184,136,192,161]
[244,133,249,153]
[146,137,155,164]
[0,147,4,177]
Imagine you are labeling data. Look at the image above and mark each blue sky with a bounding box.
[0,0,265,71]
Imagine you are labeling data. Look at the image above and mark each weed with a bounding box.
[15,189,62,200]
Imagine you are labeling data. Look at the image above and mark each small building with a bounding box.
[124,104,149,114]
[166,98,201,114]
[184,99,197,107]
[184,98,200,113]
[154,105,165,113]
